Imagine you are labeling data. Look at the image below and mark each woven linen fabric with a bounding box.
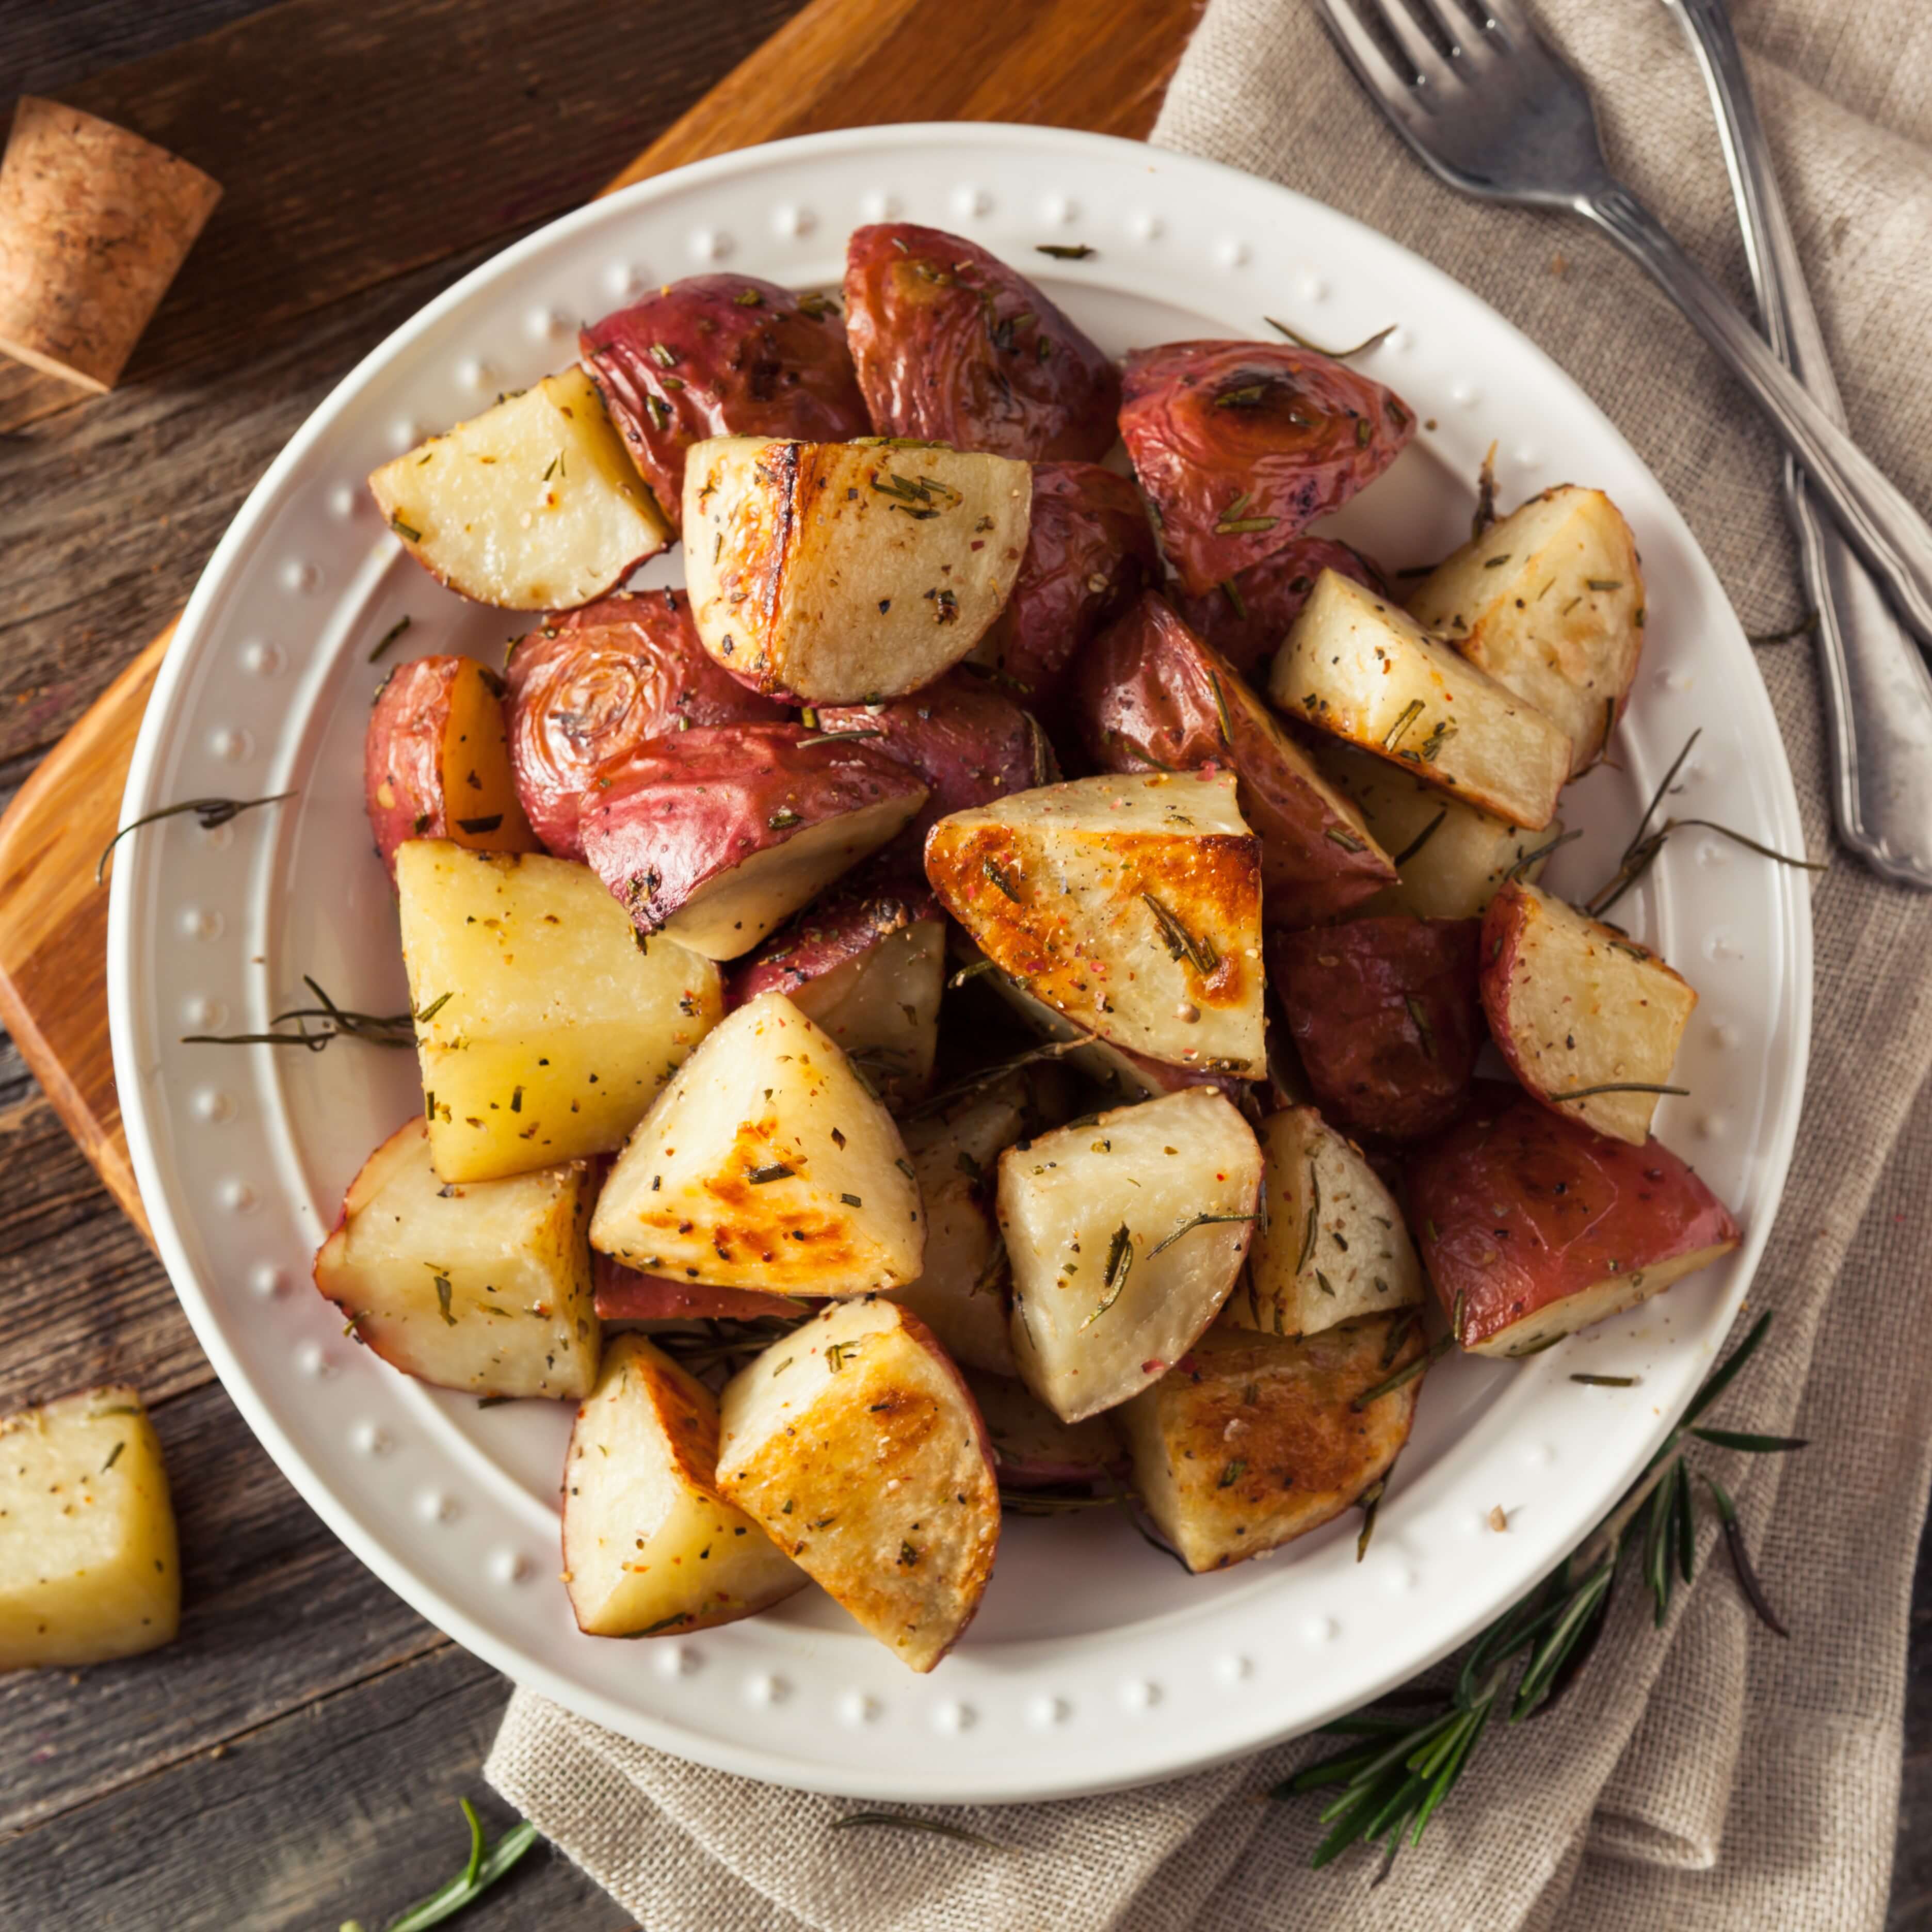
[490,2,1932,1923]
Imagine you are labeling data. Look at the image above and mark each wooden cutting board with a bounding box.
[0,0,1203,1239]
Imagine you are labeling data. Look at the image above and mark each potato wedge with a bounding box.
[1268,571,1571,829]
[966,1371,1123,1489]
[578,723,927,960]
[590,993,923,1295]
[966,460,1159,719]
[1077,592,1394,925]
[504,589,785,859]
[717,1299,1001,1672]
[1228,1107,1424,1340]
[729,881,945,1110]
[313,1117,600,1399]
[580,274,868,532]
[1312,739,1562,919]
[843,224,1119,461]
[367,367,670,609]
[365,655,540,879]
[1119,342,1414,593]
[889,1081,1032,1376]
[1407,487,1645,776]
[1409,1083,1741,1357]
[1118,1317,1424,1572]
[1269,915,1485,1141]
[562,1334,804,1637]
[1480,881,1697,1145]
[592,1253,803,1324]
[1171,537,1388,681]
[396,842,722,1182]
[683,436,1032,703]
[1001,1088,1262,1423]
[924,769,1266,1077]
[0,1386,180,1669]
[948,936,1246,1108]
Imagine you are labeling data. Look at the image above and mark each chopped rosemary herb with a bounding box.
[1543,1081,1689,1102]
[1324,826,1368,853]
[1570,1373,1638,1387]
[1142,893,1218,975]
[1264,317,1397,360]
[983,857,1022,900]
[747,1163,795,1184]
[1381,699,1426,753]
[1390,809,1447,868]
[1149,1211,1260,1258]
[368,614,412,663]
[1034,243,1096,261]
[1081,1225,1135,1328]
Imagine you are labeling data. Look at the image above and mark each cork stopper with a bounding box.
[0,98,221,393]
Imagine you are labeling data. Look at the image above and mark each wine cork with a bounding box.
[0,98,221,393]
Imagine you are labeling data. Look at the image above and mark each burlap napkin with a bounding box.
[489,2,1932,1922]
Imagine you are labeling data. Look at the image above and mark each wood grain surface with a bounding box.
[0,1,1199,1925]
[0,1,1925,1926]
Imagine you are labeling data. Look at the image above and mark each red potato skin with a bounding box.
[726,875,942,1008]
[592,1253,802,1324]
[579,274,868,533]
[504,589,787,859]
[969,461,1160,720]
[1120,342,1415,594]
[364,655,539,880]
[1269,916,1485,1140]
[1406,1083,1743,1351]
[1171,538,1389,682]
[842,224,1120,461]
[1077,593,1395,924]
[818,671,1054,860]
[578,722,927,939]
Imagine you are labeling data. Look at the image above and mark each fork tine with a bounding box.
[1407,0,1492,61]
[1310,0,1436,124]
[1356,0,1462,90]
[1466,0,1540,46]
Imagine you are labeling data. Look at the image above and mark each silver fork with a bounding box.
[1665,0,1932,885]
[1313,0,1932,660]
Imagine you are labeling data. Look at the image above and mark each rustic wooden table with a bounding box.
[0,3,1926,1926]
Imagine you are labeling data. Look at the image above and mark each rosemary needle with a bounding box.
[831,1813,1004,1852]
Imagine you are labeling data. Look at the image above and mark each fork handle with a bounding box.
[1581,181,1932,652]
[1668,0,1932,890]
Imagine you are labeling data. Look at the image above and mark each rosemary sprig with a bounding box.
[831,1813,1004,1851]
[96,792,294,884]
[1277,1311,1797,1874]
[337,1798,537,1932]
[1583,728,1824,918]
[182,975,416,1052]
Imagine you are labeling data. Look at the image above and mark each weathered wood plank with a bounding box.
[0,1379,441,1836]
[0,1644,629,1931]
[0,0,806,439]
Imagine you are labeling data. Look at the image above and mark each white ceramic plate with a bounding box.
[108,123,1810,1802]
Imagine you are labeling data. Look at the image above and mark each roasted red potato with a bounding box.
[842,223,1119,461]
[818,671,1054,860]
[967,461,1159,719]
[1077,593,1394,925]
[727,877,945,1108]
[365,655,540,880]
[1480,881,1699,1147]
[1171,537,1388,681]
[578,723,927,959]
[562,1334,804,1638]
[579,274,868,532]
[1269,915,1485,1141]
[592,1253,803,1325]
[1118,1315,1425,1573]
[504,589,785,859]
[717,1298,1001,1672]
[1407,1083,1742,1358]
[1119,341,1414,593]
